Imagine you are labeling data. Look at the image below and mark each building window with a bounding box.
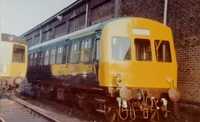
[34,34,40,45]
[70,41,80,63]
[155,40,172,62]
[135,39,152,61]
[56,47,63,64]
[55,22,66,37]
[69,15,85,33]
[44,50,49,65]
[12,44,25,63]
[42,29,52,42]
[80,39,92,63]
[112,37,131,61]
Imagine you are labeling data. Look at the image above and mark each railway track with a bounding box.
[0,96,58,122]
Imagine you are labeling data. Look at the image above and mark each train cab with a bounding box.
[0,34,27,87]
[99,18,177,90]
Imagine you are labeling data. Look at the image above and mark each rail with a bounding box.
[9,96,60,122]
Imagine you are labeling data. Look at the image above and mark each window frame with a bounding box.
[12,44,26,63]
[56,46,64,64]
[50,48,57,64]
[69,40,81,64]
[80,38,93,64]
[134,38,152,61]
[111,36,132,61]
[44,49,50,65]
[154,40,172,63]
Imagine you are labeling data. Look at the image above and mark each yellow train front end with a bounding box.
[0,40,27,89]
[99,17,178,120]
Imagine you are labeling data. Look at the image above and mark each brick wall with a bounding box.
[168,0,200,103]
[121,0,163,22]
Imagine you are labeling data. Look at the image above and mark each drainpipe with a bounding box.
[85,3,89,27]
[163,0,168,25]
[114,0,121,18]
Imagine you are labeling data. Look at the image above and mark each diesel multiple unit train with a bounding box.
[27,17,179,121]
[0,33,27,90]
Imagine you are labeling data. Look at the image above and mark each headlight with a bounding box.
[113,73,122,85]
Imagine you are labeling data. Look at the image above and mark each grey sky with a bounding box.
[1,0,76,36]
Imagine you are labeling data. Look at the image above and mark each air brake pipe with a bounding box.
[163,0,168,25]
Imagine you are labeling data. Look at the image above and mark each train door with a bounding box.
[11,44,27,77]
[132,38,157,87]
[153,40,177,88]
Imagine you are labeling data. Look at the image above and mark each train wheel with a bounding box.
[56,88,65,101]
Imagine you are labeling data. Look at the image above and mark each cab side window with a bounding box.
[155,40,172,62]
[12,45,25,63]
[135,39,152,61]
[112,37,131,61]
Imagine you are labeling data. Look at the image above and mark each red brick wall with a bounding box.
[168,0,200,103]
[121,0,163,22]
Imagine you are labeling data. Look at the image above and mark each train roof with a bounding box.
[29,22,105,52]
[29,17,171,52]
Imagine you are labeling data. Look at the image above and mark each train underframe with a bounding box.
[0,77,25,91]
[29,78,176,122]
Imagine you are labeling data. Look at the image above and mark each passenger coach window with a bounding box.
[96,39,100,60]
[50,48,56,64]
[155,40,172,62]
[135,39,152,61]
[80,39,92,63]
[12,45,25,63]
[65,45,70,63]
[29,54,33,66]
[40,52,45,65]
[70,41,80,63]
[44,50,49,65]
[34,53,38,66]
[112,37,131,61]
[56,47,63,64]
